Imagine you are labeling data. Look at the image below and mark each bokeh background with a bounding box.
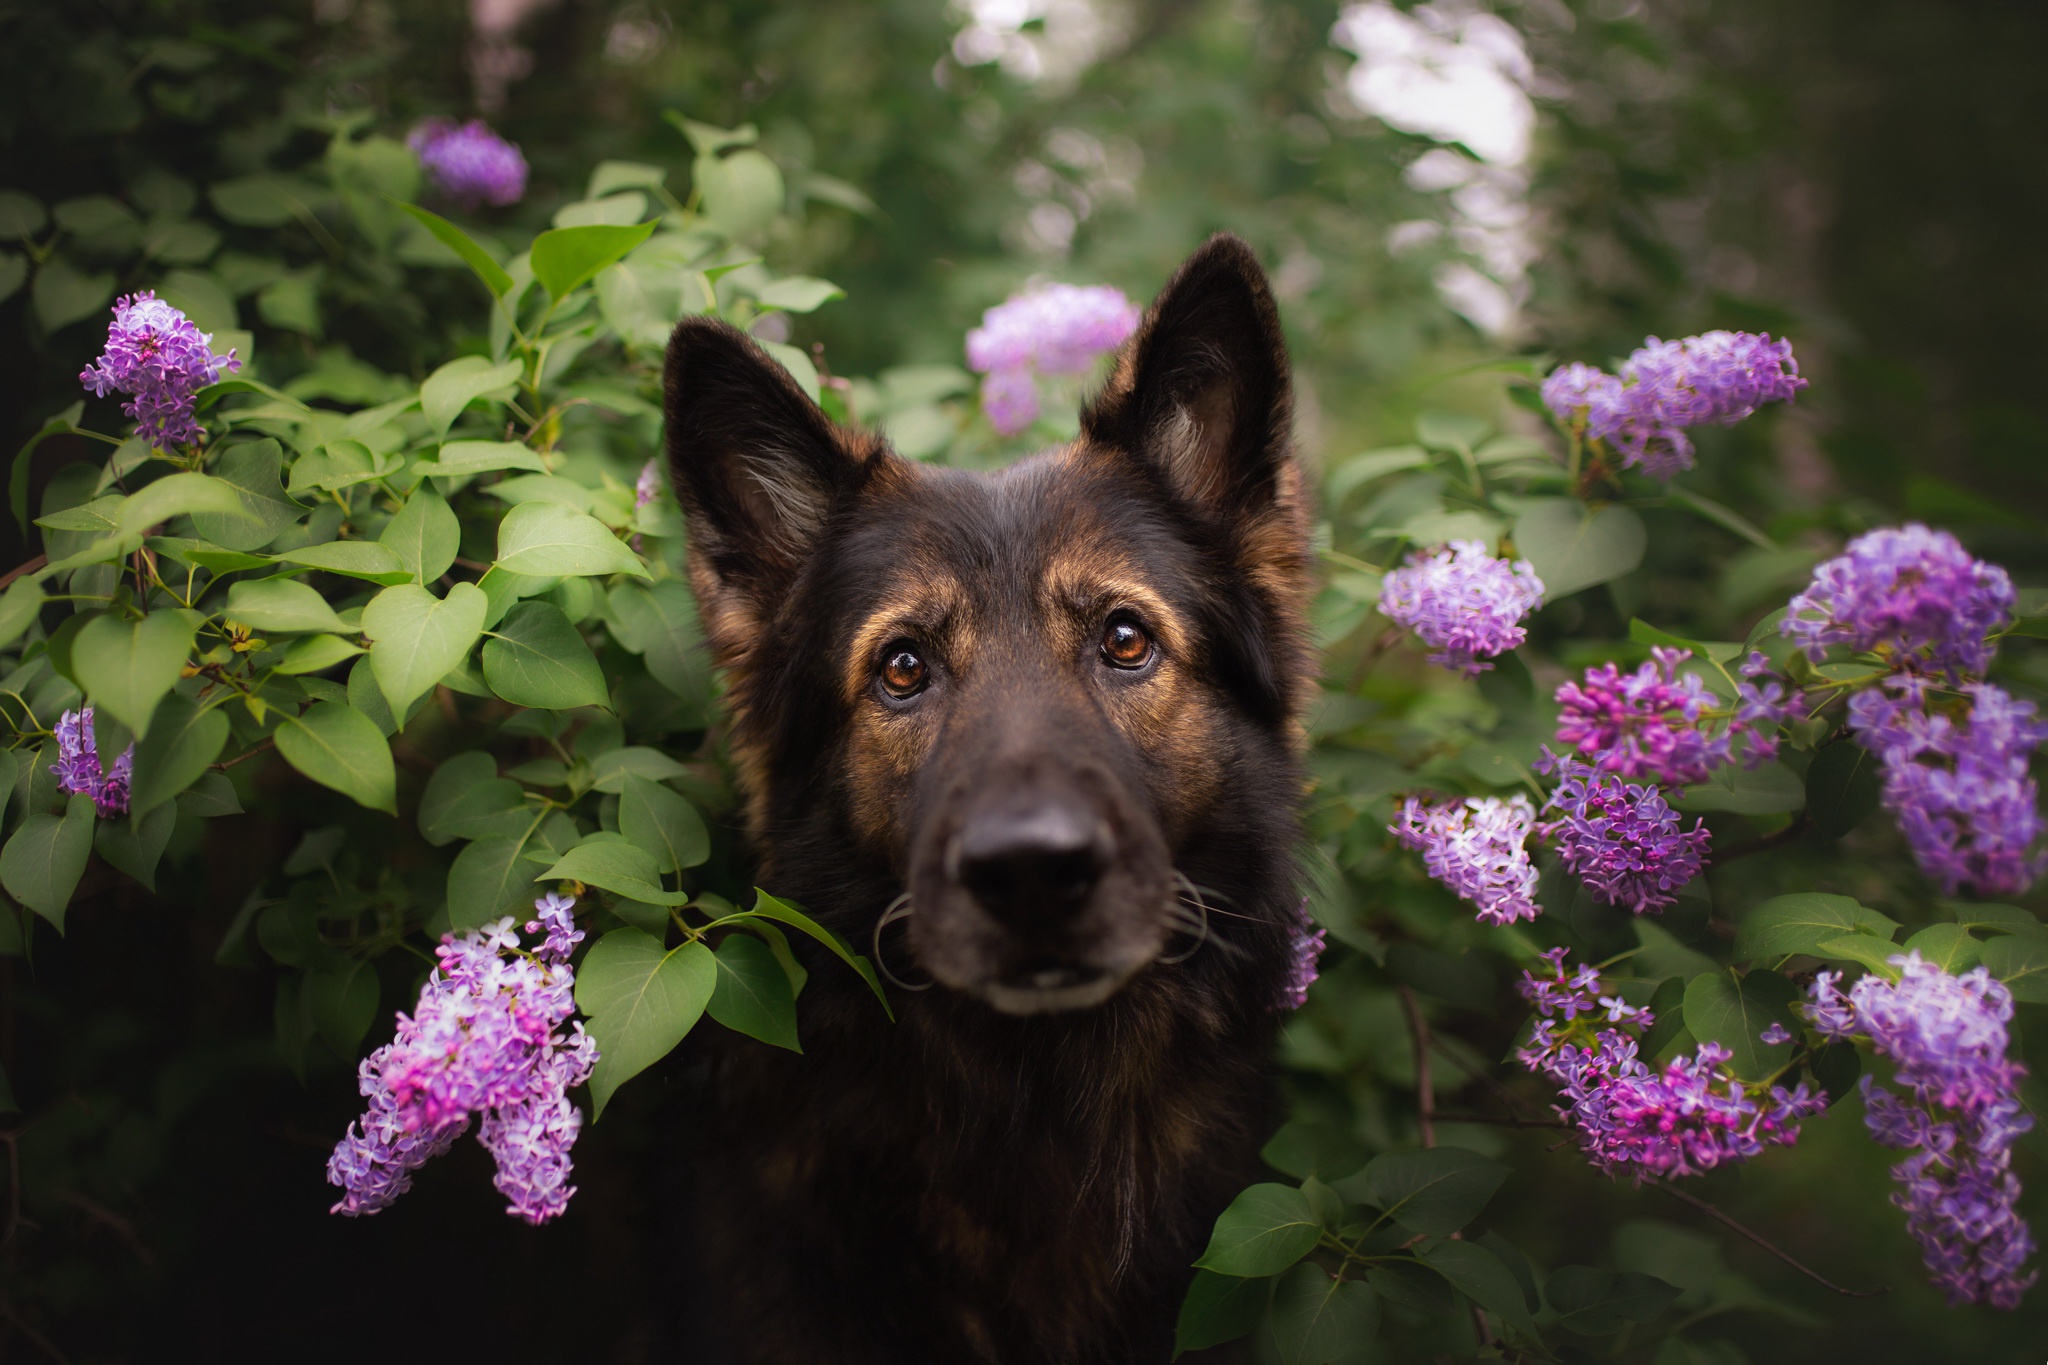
[1,1,2045,1359]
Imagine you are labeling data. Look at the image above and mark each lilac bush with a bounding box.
[77,291,238,449]
[1378,541,1544,677]
[50,708,133,819]
[1537,753,1712,915]
[1390,792,1541,924]
[408,118,529,208]
[1783,524,2014,677]
[966,283,1140,434]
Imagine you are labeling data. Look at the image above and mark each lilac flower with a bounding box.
[408,118,528,208]
[1542,331,1805,479]
[1278,897,1326,1011]
[966,283,1140,436]
[1538,752,1710,915]
[329,892,597,1225]
[50,707,134,819]
[1759,1021,1793,1046]
[78,291,239,450]
[1554,647,1729,787]
[1391,792,1541,925]
[1516,946,1608,1022]
[1806,954,2035,1308]
[1849,680,2047,897]
[1378,541,1544,677]
[634,458,661,510]
[1782,525,2014,678]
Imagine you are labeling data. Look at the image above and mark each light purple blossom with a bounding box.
[1278,897,1326,1011]
[1378,541,1544,677]
[1782,524,2014,678]
[50,707,134,819]
[1806,955,2035,1308]
[1554,647,1729,787]
[1390,792,1541,925]
[1542,331,1806,479]
[408,118,528,208]
[966,283,1139,435]
[1849,680,2047,897]
[78,291,239,450]
[328,893,597,1225]
[1538,752,1710,915]
[1759,1021,1793,1046]
[634,458,661,510]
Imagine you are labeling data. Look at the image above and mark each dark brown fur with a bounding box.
[663,236,1312,1364]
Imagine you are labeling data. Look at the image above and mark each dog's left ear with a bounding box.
[1080,233,1296,527]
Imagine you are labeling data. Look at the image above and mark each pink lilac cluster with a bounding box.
[50,707,133,818]
[1541,331,1806,478]
[1555,647,1734,788]
[965,283,1140,435]
[1390,793,1541,925]
[1807,954,2035,1308]
[1782,525,2014,678]
[408,118,528,208]
[328,893,597,1225]
[634,458,662,510]
[1278,897,1326,1011]
[1517,949,1824,1180]
[78,291,239,449]
[1378,542,1545,677]
[1847,678,2047,897]
[1537,752,1711,915]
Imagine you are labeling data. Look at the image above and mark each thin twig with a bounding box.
[1399,986,1436,1148]
[0,557,46,592]
[0,1302,72,1365]
[1716,812,1812,863]
[1435,1112,1567,1130]
[55,1190,156,1267]
[1648,1178,1885,1298]
[211,738,274,772]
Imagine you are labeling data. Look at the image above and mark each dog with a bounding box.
[662,234,1313,1364]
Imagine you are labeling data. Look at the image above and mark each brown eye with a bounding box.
[880,645,928,698]
[1101,617,1153,669]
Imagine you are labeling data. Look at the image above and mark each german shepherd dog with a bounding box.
[662,235,1312,1364]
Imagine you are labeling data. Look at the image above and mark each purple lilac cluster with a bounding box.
[1390,793,1541,926]
[1555,647,1731,787]
[77,291,239,450]
[965,284,1140,435]
[329,893,597,1225]
[1378,541,1544,677]
[1782,524,2014,678]
[50,707,133,819]
[1537,753,1711,915]
[1807,954,2035,1308]
[1541,331,1806,478]
[1517,949,1824,1180]
[1848,679,2047,897]
[408,118,528,208]
[1278,897,1326,1011]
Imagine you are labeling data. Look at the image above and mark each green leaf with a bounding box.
[273,634,366,675]
[274,702,396,813]
[1734,893,1900,962]
[1902,923,1981,974]
[362,582,488,721]
[496,502,649,579]
[1805,740,1883,840]
[1544,1266,1682,1335]
[480,600,609,710]
[696,149,784,239]
[1175,1270,1272,1358]
[607,580,708,702]
[708,932,800,1051]
[11,401,84,533]
[0,793,96,929]
[225,577,353,634]
[70,611,195,738]
[1626,618,1742,663]
[586,746,688,794]
[117,472,247,536]
[393,201,515,296]
[416,438,548,477]
[128,693,228,817]
[1814,935,1906,978]
[575,929,716,1117]
[1511,499,1647,599]
[1981,935,2048,1004]
[1334,1147,1508,1237]
[274,540,411,585]
[1681,970,1801,1080]
[0,577,41,653]
[735,889,892,1017]
[178,771,242,818]
[1267,1264,1379,1365]
[421,356,525,438]
[587,160,669,198]
[1193,1184,1322,1277]
[0,190,46,237]
[530,221,659,301]
[305,957,380,1056]
[1638,975,1693,1061]
[93,801,177,891]
[447,832,543,931]
[209,175,308,227]
[1666,487,1777,551]
[1948,902,2048,938]
[752,276,844,313]
[1670,759,1806,815]
[193,439,300,552]
[418,752,527,846]
[1411,1238,1537,1333]
[379,484,460,584]
[540,840,686,905]
[32,260,115,333]
[618,774,709,873]
[1811,1040,1863,1102]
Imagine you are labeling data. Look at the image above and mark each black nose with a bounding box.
[952,803,1109,928]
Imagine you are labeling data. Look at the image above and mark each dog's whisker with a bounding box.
[872,893,932,992]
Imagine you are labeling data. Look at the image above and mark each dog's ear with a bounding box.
[664,318,887,638]
[1080,233,1295,526]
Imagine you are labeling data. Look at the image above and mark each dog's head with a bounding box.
[663,235,1311,1016]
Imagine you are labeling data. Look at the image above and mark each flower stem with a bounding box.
[1647,1178,1886,1297]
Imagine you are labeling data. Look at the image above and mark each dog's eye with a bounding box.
[880,645,929,698]
[1100,616,1154,670]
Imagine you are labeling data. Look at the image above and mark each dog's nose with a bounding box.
[952,803,1109,927]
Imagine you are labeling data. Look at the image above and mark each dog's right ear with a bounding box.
[663,318,885,639]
